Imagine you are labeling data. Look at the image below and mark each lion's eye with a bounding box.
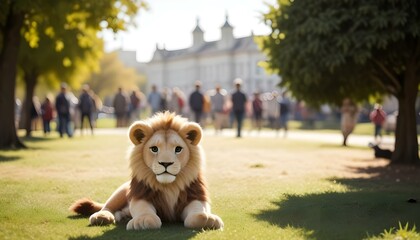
[175,146,183,154]
[150,146,159,153]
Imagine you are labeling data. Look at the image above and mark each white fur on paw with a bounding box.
[184,212,224,230]
[126,214,162,230]
[115,207,131,222]
[89,210,115,226]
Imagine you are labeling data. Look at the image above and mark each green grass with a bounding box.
[1,131,419,239]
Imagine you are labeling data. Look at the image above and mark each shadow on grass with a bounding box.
[22,135,57,143]
[69,221,199,240]
[253,164,420,240]
[0,154,21,162]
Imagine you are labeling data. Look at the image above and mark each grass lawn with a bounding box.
[0,130,419,240]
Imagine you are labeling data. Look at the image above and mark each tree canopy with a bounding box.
[261,0,420,164]
[0,0,146,147]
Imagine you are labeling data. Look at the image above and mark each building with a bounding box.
[145,15,281,95]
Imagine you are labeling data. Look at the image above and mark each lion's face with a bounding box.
[142,130,190,184]
[128,112,203,185]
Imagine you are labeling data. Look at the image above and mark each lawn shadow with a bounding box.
[68,219,199,240]
[0,154,21,162]
[253,164,420,239]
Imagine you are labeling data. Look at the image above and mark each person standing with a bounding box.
[369,103,387,142]
[211,85,226,134]
[148,85,162,116]
[189,81,204,124]
[78,84,94,135]
[340,98,359,146]
[278,91,292,137]
[113,87,128,128]
[231,78,247,138]
[40,96,54,135]
[55,83,72,138]
[129,90,142,122]
[266,91,280,130]
[168,87,185,115]
[251,91,263,132]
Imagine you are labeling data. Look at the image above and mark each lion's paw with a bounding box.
[126,214,162,230]
[184,212,224,230]
[89,210,115,226]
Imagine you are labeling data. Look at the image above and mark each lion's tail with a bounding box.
[69,198,104,216]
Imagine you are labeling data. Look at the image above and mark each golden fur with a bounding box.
[70,112,224,230]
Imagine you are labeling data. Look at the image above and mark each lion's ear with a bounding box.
[180,122,202,145]
[129,121,153,145]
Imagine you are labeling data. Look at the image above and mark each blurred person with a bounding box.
[168,87,185,115]
[160,88,169,112]
[40,96,54,135]
[189,81,204,124]
[369,103,387,142]
[211,85,227,134]
[278,91,292,137]
[113,87,129,127]
[340,98,359,146]
[231,78,247,138]
[148,84,161,116]
[129,90,142,122]
[251,91,263,133]
[30,96,41,133]
[266,91,280,130]
[55,83,72,138]
[78,84,94,135]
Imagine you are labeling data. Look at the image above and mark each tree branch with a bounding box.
[371,58,401,92]
[370,73,397,96]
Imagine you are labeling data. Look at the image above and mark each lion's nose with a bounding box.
[159,162,174,168]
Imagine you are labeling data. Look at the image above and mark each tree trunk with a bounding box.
[0,6,25,149]
[22,69,39,137]
[391,63,419,164]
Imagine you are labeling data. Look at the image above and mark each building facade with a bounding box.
[145,16,281,95]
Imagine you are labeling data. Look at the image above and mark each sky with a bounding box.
[101,0,276,63]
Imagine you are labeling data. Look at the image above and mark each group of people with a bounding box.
[112,87,145,128]
[26,83,100,138]
[182,78,292,138]
[23,79,391,143]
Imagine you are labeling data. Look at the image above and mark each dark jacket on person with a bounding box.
[79,92,93,114]
[55,93,70,116]
[189,91,204,112]
[232,91,247,112]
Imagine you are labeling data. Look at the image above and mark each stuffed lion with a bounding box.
[70,112,224,230]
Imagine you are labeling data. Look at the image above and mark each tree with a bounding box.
[261,0,420,164]
[0,0,146,147]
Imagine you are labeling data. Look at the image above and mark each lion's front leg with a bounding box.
[89,181,130,226]
[126,199,162,230]
[182,200,224,230]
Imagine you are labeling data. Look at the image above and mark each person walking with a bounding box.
[231,78,247,138]
[211,85,227,134]
[113,87,129,127]
[148,85,162,116]
[278,91,292,137]
[251,91,263,133]
[189,81,204,125]
[340,98,359,146]
[55,83,72,138]
[129,90,142,122]
[78,84,94,135]
[369,103,387,142]
[40,96,54,135]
